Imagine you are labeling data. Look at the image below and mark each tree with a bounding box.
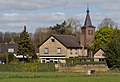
[105,31,120,69]
[11,32,19,43]
[4,32,11,43]
[109,29,120,41]
[91,26,114,52]
[0,31,4,43]
[66,18,81,33]
[66,18,81,39]
[8,53,14,63]
[50,21,69,34]
[99,18,118,28]
[33,18,81,52]
[33,27,55,52]
[17,26,34,62]
[50,18,81,36]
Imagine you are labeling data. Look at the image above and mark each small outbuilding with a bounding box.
[94,48,106,62]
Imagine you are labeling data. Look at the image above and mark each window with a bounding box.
[50,60,53,63]
[91,30,93,35]
[82,29,85,34]
[42,60,45,63]
[57,48,61,54]
[51,39,55,42]
[88,30,90,35]
[99,58,104,61]
[54,61,57,64]
[8,48,14,53]
[89,39,91,41]
[75,49,78,54]
[46,58,50,60]
[70,49,72,54]
[75,52,78,54]
[70,49,73,54]
[70,52,72,54]
[44,48,49,54]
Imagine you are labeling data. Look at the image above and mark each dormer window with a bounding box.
[51,39,55,42]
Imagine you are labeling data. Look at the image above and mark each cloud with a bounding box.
[0,10,120,33]
[100,2,120,11]
[0,12,67,33]
[0,0,120,33]
[0,0,68,10]
[0,0,117,10]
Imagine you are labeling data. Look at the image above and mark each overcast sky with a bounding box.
[0,0,120,33]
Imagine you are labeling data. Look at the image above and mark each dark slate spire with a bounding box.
[23,25,26,32]
[84,5,92,26]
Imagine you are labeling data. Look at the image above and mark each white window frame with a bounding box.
[57,48,61,54]
[8,48,14,53]
[44,48,49,54]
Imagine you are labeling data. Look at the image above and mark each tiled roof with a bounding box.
[52,34,81,48]
[0,43,18,54]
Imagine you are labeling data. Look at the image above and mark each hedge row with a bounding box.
[0,63,55,72]
[65,58,106,67]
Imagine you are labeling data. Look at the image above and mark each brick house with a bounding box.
[38,7,106,63]
[38,34,87,63]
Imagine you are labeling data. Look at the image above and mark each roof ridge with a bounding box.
[52,34,76,37]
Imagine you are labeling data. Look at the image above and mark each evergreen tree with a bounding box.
[17,26,34,61]
[105,32,120,69]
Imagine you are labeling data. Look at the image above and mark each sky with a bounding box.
[0,0,120,33]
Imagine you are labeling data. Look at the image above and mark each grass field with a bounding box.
[0,72,120,82]
[0,76,120,82]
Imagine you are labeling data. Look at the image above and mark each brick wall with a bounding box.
[57,64,108,72]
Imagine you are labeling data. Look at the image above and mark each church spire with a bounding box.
[84,5,92,26]
[86,4,89,13]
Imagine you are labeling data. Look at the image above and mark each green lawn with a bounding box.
[0,72,120,82]
[0,76,120,82]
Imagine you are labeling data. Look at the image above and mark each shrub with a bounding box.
[8,53,14,63]
[0,63,55,72]
[65,58,106,67]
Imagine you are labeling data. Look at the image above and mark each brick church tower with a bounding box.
[80,6,96,57]
[80,6,95,47]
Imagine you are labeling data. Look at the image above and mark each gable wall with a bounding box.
[94,49,105,61]
[39,36,67,56]
[94,49,105,58]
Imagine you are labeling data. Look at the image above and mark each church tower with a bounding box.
[80,6,95,48]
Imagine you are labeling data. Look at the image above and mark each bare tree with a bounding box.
[66,18,81,39]
[33,27,55,52]
[0,31,4,43]
[4,32,11,43]
[99,18,118,28]
[66,17,81,33]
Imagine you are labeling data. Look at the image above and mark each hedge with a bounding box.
[0,63,55,72]
[65,58,106,67]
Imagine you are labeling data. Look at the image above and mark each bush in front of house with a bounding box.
[8,53,14,63]
[0,63,55,72]
[65,58,106,67]
[37,63,55,72]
